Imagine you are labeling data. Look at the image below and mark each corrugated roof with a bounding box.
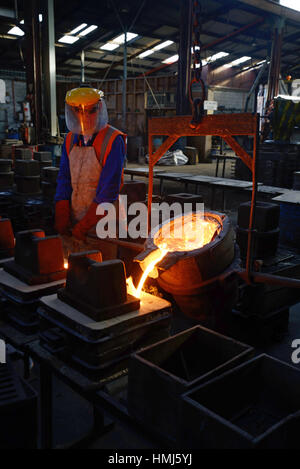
[0,0,298,79]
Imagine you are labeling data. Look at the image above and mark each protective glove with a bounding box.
[55,200,71,235]
[72,202,103,241]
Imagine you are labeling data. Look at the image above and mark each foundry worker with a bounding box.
[54,86,126,243]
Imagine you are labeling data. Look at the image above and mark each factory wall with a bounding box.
[212,87,255,113]
[0,76,26,139]
[0,71,256,144]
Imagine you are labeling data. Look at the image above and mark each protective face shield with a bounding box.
[65,87,108,137]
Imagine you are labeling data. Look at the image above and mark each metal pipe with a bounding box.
[244,60,268,112]
[32,4,41,142]
[24,0,42,143]
[128,0,146,32]
[81,50,85,83]
[201,17,264,52]
[266,29,276,104]
[245,114,259,278]
[42,0,57,138]
[239,270,300,289]
[274,30,282,97]
[176,0,192,115]
[14,0,18,20]
[147,133,153,232]
[122,30,127,130]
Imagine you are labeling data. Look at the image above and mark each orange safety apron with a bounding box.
[65,124,126,223]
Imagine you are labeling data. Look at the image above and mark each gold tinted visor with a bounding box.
[65,99,108,136]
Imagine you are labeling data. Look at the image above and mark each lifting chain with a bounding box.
[189,0,206,128]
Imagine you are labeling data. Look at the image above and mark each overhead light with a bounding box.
[231,56,251,66]
[138,49,154,59]
[153,40,174,51]
[19,15,42,25]
[138,40,173,59]
[162,54,178,64]
[69,23,87,35]
[256,59,267,66]
[224,56,251,68]
[280,0,300,12]
[113,32,138,44]
[210,51,229,61]
[202,51,229,66]
[100,42,119,51]
[275,94,300,101]
[101,32,138,51]
[58,35,79,44]
[7,26,24,36]
[79,25,98,37]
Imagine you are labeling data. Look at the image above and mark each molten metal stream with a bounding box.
[127,248,168,298]
[127,214,221,299]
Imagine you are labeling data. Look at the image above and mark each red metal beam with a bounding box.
[201,17,264,52]
[148,113,257,136]
[222,135,253,170]
[147,113,258,218]
[147,112,258,281]
[150,136,179,166]
[146,111,300,292]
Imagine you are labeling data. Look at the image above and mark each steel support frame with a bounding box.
[176,0,192,115]
[141,17,264,78]
[147,112,300,288]
[41,0,57,138]
[122,30,127,130]
[24,0,42,143]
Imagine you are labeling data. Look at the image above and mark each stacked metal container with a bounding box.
[235,143,300,188]
[0,157,13,190]
[14,159,41,195]
[41,166,59,201]
[236,200,280,260]
[33,151,52,175]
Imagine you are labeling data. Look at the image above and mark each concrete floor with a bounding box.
[21,160,300,448]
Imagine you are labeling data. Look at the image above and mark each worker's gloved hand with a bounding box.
[55,200,71,235]
[72,202,102,241]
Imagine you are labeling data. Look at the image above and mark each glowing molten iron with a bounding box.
[127,248,168,299]
[127,213,221,299]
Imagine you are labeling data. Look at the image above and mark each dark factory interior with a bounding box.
[0,0,300,453]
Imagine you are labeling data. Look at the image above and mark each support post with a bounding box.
[81,50,85,83]
[42,0,57,138]
[24,0,42,143]
[176,0,192,115]
[122,30,127,130]
[266,20,284,104]
[246,114,260,279]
